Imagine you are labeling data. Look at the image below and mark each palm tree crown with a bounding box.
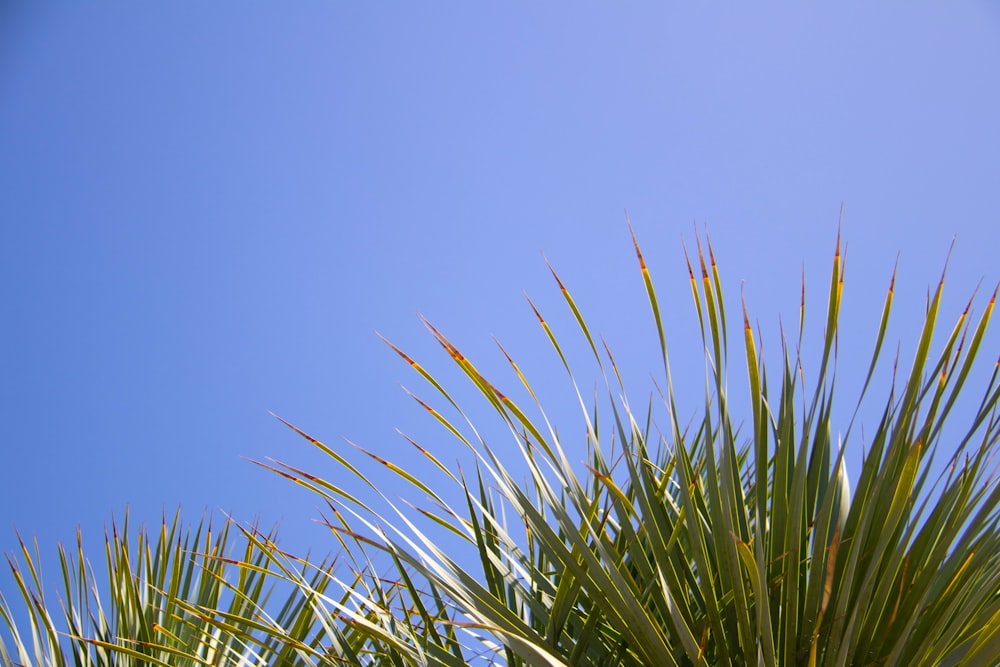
[4,229,1000,666]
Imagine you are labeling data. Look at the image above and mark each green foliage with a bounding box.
[1,513,347,666]
[4,231,1000,666]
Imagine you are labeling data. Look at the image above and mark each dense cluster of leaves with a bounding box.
[3,230,999,666]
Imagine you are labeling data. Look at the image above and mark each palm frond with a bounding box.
[261,230,1000,665]
[5,230,999,667]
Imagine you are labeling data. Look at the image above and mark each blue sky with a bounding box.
[1,3,999,588]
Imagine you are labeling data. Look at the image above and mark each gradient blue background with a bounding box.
[2,3,999,594]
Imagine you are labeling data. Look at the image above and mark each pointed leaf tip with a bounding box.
[741,286,751,332]
[420,315,467,363]
[695,234,709,279]
[525,295,546,325]
[379,334,420,369]
[629,223,647,271]
[543,255,568,291]
[269,412,322,447]
[683,241,695,281]
[706,232,717,270]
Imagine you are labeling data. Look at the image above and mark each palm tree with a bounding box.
[1,512,351,666]
[4,228,1000,666]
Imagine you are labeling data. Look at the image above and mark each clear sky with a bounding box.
[1,3,999,588]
